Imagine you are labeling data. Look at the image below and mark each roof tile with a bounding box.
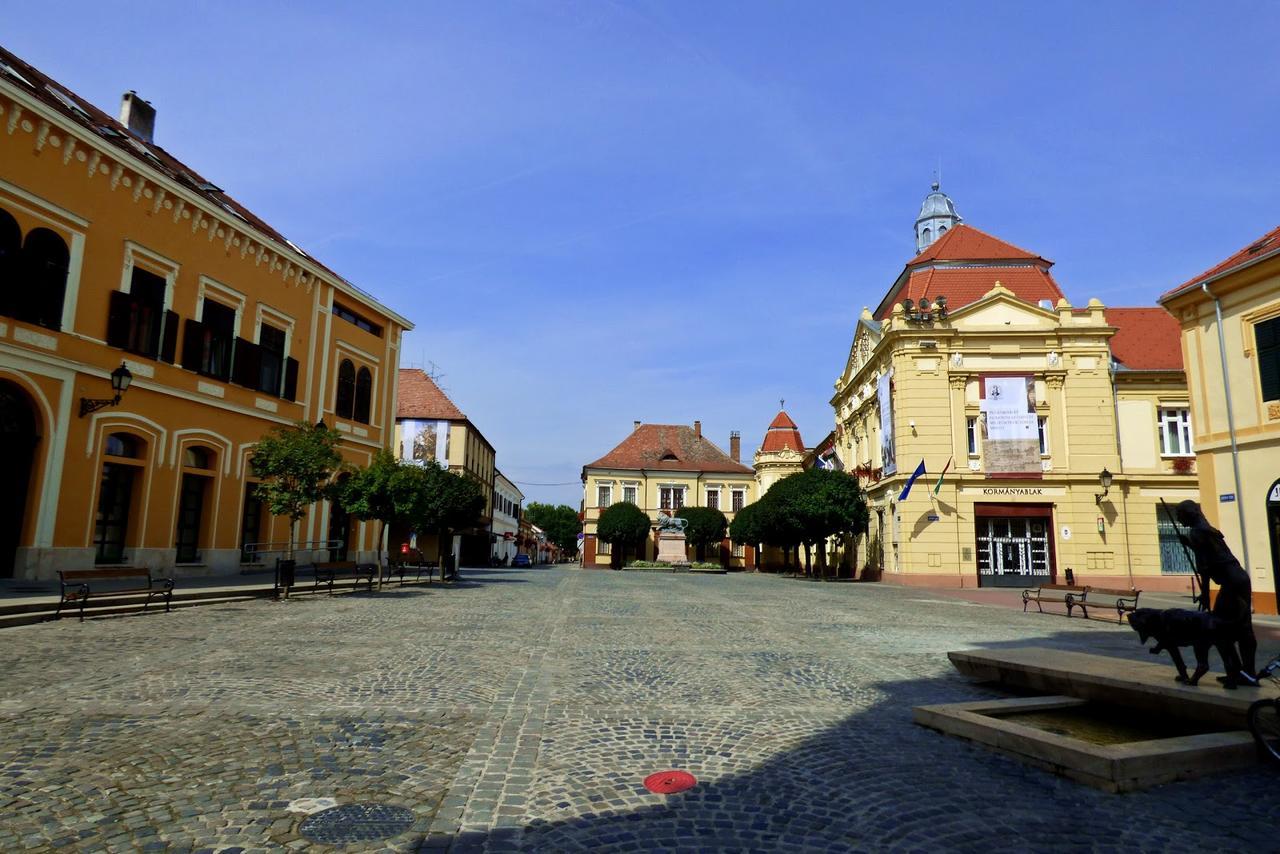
[1104,308,1183,371]
[585,424,753,474]
[397,369,465,420]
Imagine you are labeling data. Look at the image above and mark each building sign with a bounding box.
[1268,483,1280,504]
[1220,493,1236,503]
[980,375,1039,474]
[961,486,1066,497]
[878,369,896,475]
[400,419,450,467]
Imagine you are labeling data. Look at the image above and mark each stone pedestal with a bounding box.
[656,532,689,564]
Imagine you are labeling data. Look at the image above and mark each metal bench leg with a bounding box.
[79,593,89,622]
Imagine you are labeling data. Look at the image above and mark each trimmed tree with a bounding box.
[524,502,582,558]
[419,465,485,576]
[676,505,728,563]
[763,469,868,579]
[728,500,764,569]
[332,450,435,577]
[250,421,344,594]
[596,501,652,569]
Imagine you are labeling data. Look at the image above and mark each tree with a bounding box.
[676,505,728,563]
[728,501,765,568]
[596,501,652,569]
[418,465,485,572]
[762,469,868,578]
[250,421,344,565]
[524,502,581,557]
[332,451,435,575]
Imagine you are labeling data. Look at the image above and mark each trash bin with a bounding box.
[277,558,296,592]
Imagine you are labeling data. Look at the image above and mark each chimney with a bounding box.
[119,91,156,143]
[633,420,641,431]
[730,431,741,463]
[693,420,701,438]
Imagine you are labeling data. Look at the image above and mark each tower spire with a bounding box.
[915,180,961,253]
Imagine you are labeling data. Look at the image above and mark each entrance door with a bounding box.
[95,463,135,564]
[0,384,38,576]
[1268,479,1280,610]
[240,483,263,563]
[174,473,207,563]
[327,502,350,561]
[976,516,1051,587]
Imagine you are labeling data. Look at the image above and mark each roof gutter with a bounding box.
[1202,282,1250,574]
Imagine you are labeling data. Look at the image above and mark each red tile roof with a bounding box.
[397,369,465,420]
[1104,308,1183,371]
[877,266,1065,320]
[1160,224,1280,301]
[0,45,407,325]
[908,224,1050,266]
[585,424,753,474]
[761,410,805,453]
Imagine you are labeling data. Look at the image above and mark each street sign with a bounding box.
[927,514,940,522]
[1269,483,1280,504]
[1220,493,1236,503]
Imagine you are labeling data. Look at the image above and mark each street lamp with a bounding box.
[79,362,133,417]
[1094,467,1113,505]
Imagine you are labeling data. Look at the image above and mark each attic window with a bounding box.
[95,124,123,139]
[46,86,90,120]
[660,452,679,462]
[197,181,223,193]
[1246,237,1274,255]
[0,61,33,88]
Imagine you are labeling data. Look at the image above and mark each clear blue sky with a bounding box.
[8,3,1278,507]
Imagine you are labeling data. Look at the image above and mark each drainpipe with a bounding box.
[1107,355,1136,587]
[1202,283,1251,574]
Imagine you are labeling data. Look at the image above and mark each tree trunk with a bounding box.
[803,542,812,576]
[378,519,387,589]
[817,538,828,580]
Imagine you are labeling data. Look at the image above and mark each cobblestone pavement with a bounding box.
[1,568,1278,853]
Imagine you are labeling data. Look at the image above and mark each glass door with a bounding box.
[174,473,207,563]
[976,516,1050,587]
[94,463,134,564]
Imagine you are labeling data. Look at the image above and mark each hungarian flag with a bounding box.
[933,456,953,495]
[897,459,927,502]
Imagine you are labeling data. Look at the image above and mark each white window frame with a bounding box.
[705,486,720,509]
[732,542,745,558]
[1158,406,1193,457]
[622,483,638,505]
[1037,416,1050,456]
[597,484,612,509]
[659,485,686,510]
[966,416,979,456]
[731,488,746,512]
[596,539,611,555]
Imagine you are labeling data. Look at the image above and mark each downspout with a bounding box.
[1202,282,1251,574]
[1108,357,1135,587]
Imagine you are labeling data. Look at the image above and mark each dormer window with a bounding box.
[660,453,678,462]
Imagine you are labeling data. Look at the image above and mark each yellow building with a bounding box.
[1159,225,1280,613]
[394,368,496,565]
[581,421,757,568]
[832,196,1196,592]
[0,48,410,579]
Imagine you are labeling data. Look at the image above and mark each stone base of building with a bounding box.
[874,569,1199,594]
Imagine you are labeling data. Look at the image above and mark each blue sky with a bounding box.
[8,3,1278,507]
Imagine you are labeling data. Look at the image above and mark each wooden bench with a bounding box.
[1076,586,1141,623]
[308,561,377,595]
[1021,583,1088,617]
[382,553,440,585]
[56,567,174,622]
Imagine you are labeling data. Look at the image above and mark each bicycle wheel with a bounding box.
[1247,699,1280,765]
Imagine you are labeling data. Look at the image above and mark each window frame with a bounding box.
[597,483,612,509]
[731,489,745,512]
[1157,406,1193,457]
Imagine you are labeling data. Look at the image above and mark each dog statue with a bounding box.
[1127,607,1243,688]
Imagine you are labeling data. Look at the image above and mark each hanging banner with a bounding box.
[980,376,1038,474]
[400,419,450,467]
[878,369,896,475]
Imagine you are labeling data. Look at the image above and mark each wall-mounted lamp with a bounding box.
[1094,467,1113,505]
[79,362,133,417]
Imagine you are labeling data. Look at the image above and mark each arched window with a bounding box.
[939,225,948,235]
[335,359,355,419]
[354,367,372,424]
[21,228,70,330]
[0,209,19,320]
[105,432,142,459]
[921,227,931,246]
[183,445,214,470]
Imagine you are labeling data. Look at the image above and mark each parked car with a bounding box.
[512,554,532,567]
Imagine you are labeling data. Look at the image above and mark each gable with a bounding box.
[949,293,1058,330]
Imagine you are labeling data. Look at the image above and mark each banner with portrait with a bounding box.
[980,375,1039,474]
[400,419,450,467]
[878,369,896,475]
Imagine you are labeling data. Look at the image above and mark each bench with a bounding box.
[382,553,440,585]
[56,567,174,622]
[1076,586,1141,623]
[1021,583,1088,617]
[308,561,377,595]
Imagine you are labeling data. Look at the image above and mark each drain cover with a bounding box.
[298,803,415,843]
[644,770,697,794]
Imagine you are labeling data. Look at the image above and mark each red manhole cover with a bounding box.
[644,770,697,794]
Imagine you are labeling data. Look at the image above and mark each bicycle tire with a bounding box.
[1247,698,1280,765]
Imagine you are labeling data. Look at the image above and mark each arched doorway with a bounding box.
[0,383,39,576]
[1268,478,1280,613]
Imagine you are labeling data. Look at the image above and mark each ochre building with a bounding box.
[0,48,410,579]
[581,421,757,568]
[831,186,1196,592]
[1160,225,1280,613]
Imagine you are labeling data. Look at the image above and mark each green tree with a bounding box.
[764,469,868,578]
[419,465,485,572]
[524,502,581,557]
[676,505,728,563]
[332,451,435,575]
[728,500,765,567]
[596,501,652,569]
[250,421,344,564]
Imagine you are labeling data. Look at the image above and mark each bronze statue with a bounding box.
[656,512,688,534]
[1175,500,1258,686]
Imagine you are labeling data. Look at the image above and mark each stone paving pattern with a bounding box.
[1,568,1278,852]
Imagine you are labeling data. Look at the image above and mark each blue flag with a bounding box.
[898,459,927,502]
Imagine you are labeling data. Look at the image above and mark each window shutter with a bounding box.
[159,310,179,363]
[282,357,299,401]
[230,338,259,388]
[106,290,132,349]
[1260,345,1280,403]
[181,318,204,371]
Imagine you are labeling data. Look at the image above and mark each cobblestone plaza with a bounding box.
[2,568,1277,853]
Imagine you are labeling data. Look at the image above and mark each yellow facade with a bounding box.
[832,286,1197,591]
[1160,247,1280,614]
[0,60,409,579]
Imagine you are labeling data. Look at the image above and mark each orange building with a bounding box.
[0,48,411,579]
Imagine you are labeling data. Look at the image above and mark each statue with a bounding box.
[656,512,688,533]
[1175,500,1258,686]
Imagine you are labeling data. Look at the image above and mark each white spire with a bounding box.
[915,181,962,253]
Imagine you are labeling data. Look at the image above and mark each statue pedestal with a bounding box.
[656,532,689,564]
